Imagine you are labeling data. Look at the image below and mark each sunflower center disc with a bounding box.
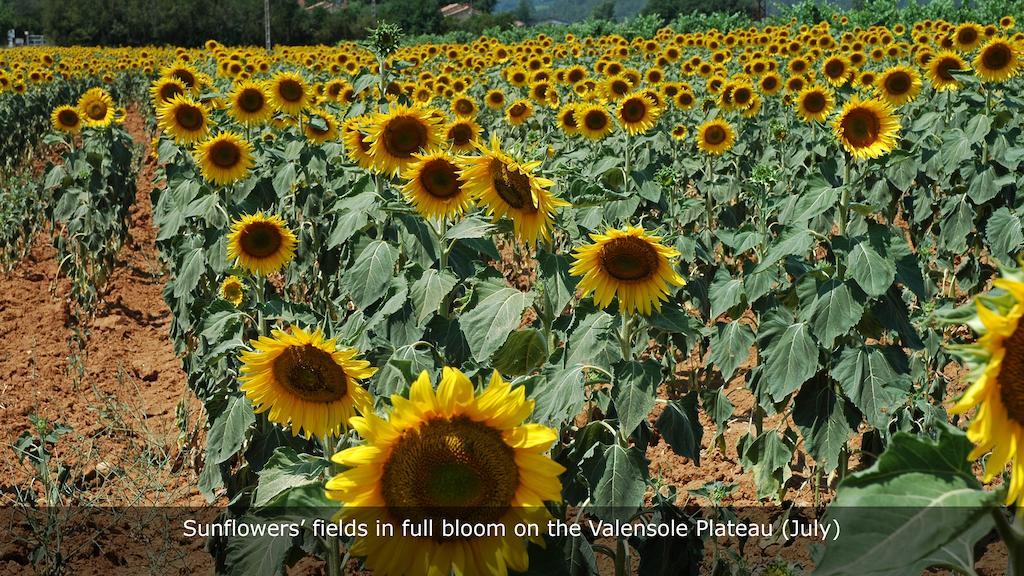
[561,110,578,129]
[842,109,881,147]
[384,116,428,158]
[422,160,461,199]
[982,44,1011,71]
[584,110,608,131]
[804,93,826,113]
[449,124,473,145]
[734,88,751,105]
[271,344,348,403]
[825,60,845,78]
[456,100,473,115]
[210,140,242,168]
[600,236,658,281]
[492,161,537,212]
[958,29,977,45]
[381,416,519,539]
[509,103,527,118]
[239,221,284,258]
[622,100,646,123]
[177,106,203,131]
[58,110,78,127]
[938,58,960,81]
[88,102,108,120]
[279,79,304,102]
[705,125,727,145]
[162,85,183,102]
[885,73,910,95]
[239,90,264,113]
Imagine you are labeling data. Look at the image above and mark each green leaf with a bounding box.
[538,251,578,319]
[346,240,397,309]
[376,344,435,397]
[656,393,703,465]
[493,329,549,376]
[709,267,745,319]
[224,516,297,576]
[848,241,896,297]
[792,376,857,473]
[613,360,660,435]
[272,162,296,196]
[789,174,839,224]
[738,429,795,500]
[444,216,495,240]
[208,395,255,464]
[815,424,998,576]
[940,194,975,254]
[410,269,457,327]
[762,321,817,401]
[531,364,587,427]
[809,280,864,348]
[709,320,755,381]
[832,345,908,430]
[592,444,647,521]
[252,447,327,508]
[986,207,1023,264]
[566,311,623,372]
[753,227,814,273]
[461,285,532,363]
[173,248,206,298]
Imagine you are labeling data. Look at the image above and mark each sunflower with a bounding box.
[974,38,1021,83]
[556,103,580,136]
[875,65,922,106]
[77,87,115,127]
[616,93,661,135]
[505,99,534,126]
[795,84,834,122]
[927,50,969,91]
[240,326,375,439]
[219,275,246,307]
[226,212,298,276]
[401,151,473,221]
[950,272,1024,506]
[445,118,481,153]
[459,135,569,244]
[952,23,984,52]
[671,124,688,141]
[51,105,82,134]
[577,103,614,140]
[367,104,443,176]
[821,55,852,86]
[304,109,340,145]
[229,81,273,125]
[157,94,210,145]
[325,367,563,576]
[268,71,309,115]
[570,225,685,315]
[451,94,478,118]
[150,77,186,105]
[485,88,506,109]
[696,118,736,155]
[194,132,254,186]
[832,97,900,160]
[343,118,376,170]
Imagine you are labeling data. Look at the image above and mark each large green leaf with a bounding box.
[531,364,587,427]
[809,280,864,348]
[538,251,578,319]
[762,321,817,401]
[208,395,255,464]
[460,284,532,363]
[592,444,647,522]
[738,429,795,501]
[753,227,814,273]
[709,320,755,381]
[566,311,623,372]
[173,248,206,298]
[613,360,660,436]
[815,424,998,576]
[792,376,856,473]
[493,329,549,375]
[252,447,327,508]
[847,241,896,298]
[224,515,298,576]
[410,268,457,326]
[656,393,703,465]
[709,266,745,319]
[832,345,908,430]
[789,174,839,224]
[986,206,1023,264]
[939,194,975,254]
[345,240,397,309]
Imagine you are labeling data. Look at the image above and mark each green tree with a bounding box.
[591,0,616,20]
[379,0,443,35]
[469,0,498,13]
[514,0,532,24]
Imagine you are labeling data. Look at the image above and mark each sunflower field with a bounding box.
[6,4,1024,574]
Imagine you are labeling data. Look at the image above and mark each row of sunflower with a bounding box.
[6,11,1024,574]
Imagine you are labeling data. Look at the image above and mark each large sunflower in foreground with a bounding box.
[51,105,82,134]
[229,81,273,125]
[570,225,685,315]
[401,151,473,221]
[458,136,569,244]
[226,212,297,276]
[325,367,564,576]
[950,272,1024,506]
[157,94,210,145]
[240,326,375,439]
[268,71,310,115]
[194,132,254,186]
[367,104,442,176]
[974,37,1021,83]
[696,118,736,155]
[832,97,900,160]
[77,87,115,127]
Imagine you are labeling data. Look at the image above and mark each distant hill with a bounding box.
[494,0,646,23]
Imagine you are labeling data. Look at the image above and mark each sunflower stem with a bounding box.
[323,433,343,576]
[619,312,634,361]
[614,535,629,576]
[623,133,632,194]
[255,275,268,335]
[837,156,852,279]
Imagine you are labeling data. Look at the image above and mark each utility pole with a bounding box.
[264,0,271,52]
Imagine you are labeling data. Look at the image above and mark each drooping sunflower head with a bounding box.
[51,105,82,134]
[505,99,534,126]
[240,326,376,439]
[303,108,340,145]
[226,212,297,276]
[950,272,1024,506]
[77,87,115,127]
[157,94,211,145]
[973,38,1021,83]
[696,118,736,155]
[570,225,686,316]
[194,132,254,186]
[229,81,273,125]
[401,151,473,222]
[219,275,246,307]
[325,367,563,576]
[832,96,900,160]
[342,117,375,170]
[458,136,570,244]
[577,103,615,140]
[367,104,443,176]
[616,93,661,136]
[927,50,969,91]
[444,118,481,153]
[268,71,309,115]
